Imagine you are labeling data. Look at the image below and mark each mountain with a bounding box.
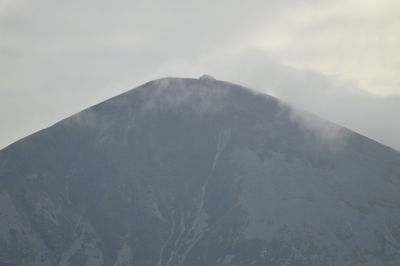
[1,76,400,266]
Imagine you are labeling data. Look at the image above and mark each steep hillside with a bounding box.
[1,77,400,266]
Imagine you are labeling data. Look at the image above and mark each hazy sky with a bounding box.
[1,0,399,150]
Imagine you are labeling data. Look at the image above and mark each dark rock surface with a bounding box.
[1,77,400,265]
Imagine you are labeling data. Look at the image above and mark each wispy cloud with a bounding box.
[0,0,399,150]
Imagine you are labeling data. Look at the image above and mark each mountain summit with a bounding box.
[1,77,400,266]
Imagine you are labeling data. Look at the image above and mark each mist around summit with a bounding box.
[0,77,400,266]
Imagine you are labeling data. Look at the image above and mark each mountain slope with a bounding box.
[1,77,400,266]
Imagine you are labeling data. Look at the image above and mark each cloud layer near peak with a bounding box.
[1,0,399,150]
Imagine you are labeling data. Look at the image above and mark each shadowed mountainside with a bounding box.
[1,77,400,265]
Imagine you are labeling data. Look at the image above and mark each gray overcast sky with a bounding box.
[1,0,400,150]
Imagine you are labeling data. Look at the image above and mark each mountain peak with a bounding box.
[1,77,400,265]
[199,74,216,81]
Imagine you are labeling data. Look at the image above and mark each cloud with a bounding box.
[0,0,399,151]
[142,78,229,116]
[248,0,400,95]
[151,50,400,151]
[284,104,353,151]
[217,51,400,151]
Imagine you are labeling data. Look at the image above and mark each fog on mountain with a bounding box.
[0,77,400,266]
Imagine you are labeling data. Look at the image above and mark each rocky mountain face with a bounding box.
[1,77,400,266]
